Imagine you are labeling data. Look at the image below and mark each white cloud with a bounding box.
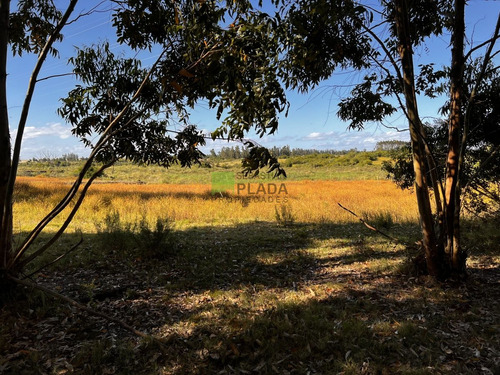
[21,123,72,140]
[299,130,409,150]
[8,123,83,159]
[11,122,72,140]
[302,131,335,141]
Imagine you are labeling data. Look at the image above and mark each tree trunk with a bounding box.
[446,0,466,274]
[0,0,12,272]
[394,0,443,277]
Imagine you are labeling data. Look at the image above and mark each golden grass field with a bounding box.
[13,176,419,233]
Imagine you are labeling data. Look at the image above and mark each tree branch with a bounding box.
[362,24,445,209]
[367,52,407,116]
[17,161,113,268]
[458,13,500,191]
[463,143,500,192]
[65,1,111,25]
[36,72,76,82]
[337,203,401,243]
[380,123,409,132]
[465,32,500,60]
[22,237,83,280]
[3,0,79,255]
[367,53,445,212]
[360,23,404,88]
[10,50,167,269]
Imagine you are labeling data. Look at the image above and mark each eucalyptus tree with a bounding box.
[0,0,286,292]
[277,0,499,278]
[383,60,500,219]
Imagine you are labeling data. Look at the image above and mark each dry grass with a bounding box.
[13,177,418,234]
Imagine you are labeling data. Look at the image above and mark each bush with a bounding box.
[362,211,394,231]
[95,213,177,259]
[134,216,176,259]
[275,205,295,226]
[95,210,134,252]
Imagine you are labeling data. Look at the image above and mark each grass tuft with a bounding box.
[274,204,295,226]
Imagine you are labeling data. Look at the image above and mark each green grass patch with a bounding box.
[17,153,389,183]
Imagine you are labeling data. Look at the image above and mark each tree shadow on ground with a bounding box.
[2,220,499,374]
[153,279,500,375]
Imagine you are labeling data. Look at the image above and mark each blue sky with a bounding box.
[7,0,500,159]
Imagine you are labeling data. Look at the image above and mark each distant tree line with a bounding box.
[208,144,390,160]
[29,143,404,163]
[29,152,84,163]
[209,146,249,159]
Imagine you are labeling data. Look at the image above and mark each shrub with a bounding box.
[95,212,177,259]
[362,211,394,231]
[134,216,176,259]
[95,210,134,252]
[275,205,295,226]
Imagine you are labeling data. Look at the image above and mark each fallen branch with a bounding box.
[337,203,401,243]
[8,275,167,351]
[22,237,84,280]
